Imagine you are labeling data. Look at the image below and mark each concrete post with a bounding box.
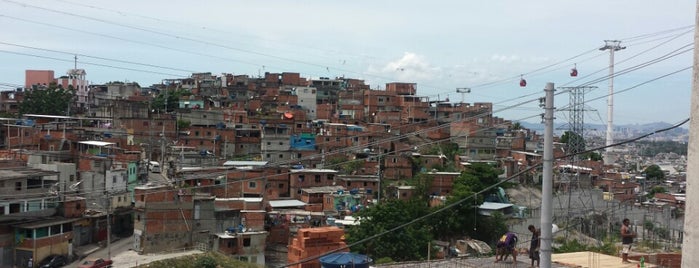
[681,2,699,266]
[540,82,555,268]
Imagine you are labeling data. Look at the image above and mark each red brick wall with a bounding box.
[281,73,302,86]
[17,232,73,249]
[242,211,265,230]
[62,198,86,218]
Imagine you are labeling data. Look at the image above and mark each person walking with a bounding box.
[528,225,540,267]
[621,218,637,264]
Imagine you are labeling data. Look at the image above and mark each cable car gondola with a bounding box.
[519,75,527,87]
[570,64,578,77]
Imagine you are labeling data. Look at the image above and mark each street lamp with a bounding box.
[92,201,111,260]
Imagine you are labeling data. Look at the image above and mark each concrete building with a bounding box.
[133,185,194,254]
[56,69,89,111]
[24,70,55,88]
[295,86,318,120]
[289,169,339,199]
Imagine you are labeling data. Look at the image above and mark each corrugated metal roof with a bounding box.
[223,161,268,166]
[478,202,513,210]
[78,141,116,147]
[268,200,306,208]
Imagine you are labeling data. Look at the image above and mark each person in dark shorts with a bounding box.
[528,225,540,267]
[621,218,636,264]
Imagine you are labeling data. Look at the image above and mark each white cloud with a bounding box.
[369,52,441,82]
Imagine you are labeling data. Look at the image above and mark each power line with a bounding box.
[0,41,198,74]
[0,49,189,77]
[280,118,689,268]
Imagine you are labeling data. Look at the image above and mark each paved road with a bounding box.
[66,235,201,268]
[66,236,134,268]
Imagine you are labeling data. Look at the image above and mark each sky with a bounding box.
[0,0,695,126]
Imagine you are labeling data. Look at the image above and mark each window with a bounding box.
[278,142,283,145]
[266,142,271,145]
[137,214,141,221]
[206,131,211,136]
[243,238,251,247]
[194,205,200,220]
[278,183,284,189]
[112,176,117,183]
[249,182,256,188]
[314,175,321,183]
[279,154,284,159]
[69,175,75,182]
[15,182,21,191]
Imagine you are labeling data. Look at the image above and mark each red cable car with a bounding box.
[570,64,578,77]
[519,75,527,87]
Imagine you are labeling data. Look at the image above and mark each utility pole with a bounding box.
[540,82,555,268]
[107,196,111,260]
[376,154,382,203]
[599,40,625,164]
[682,2,699,266]
[456,88,471,104]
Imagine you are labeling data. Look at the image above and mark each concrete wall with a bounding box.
[296,87,317,120]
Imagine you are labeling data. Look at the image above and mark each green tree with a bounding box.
[177,119,191,129]
[19,82,74,116]
[583,151,603,161]
[429,163,503,241]
[647,185,667,198]
[347,199,432,261]
[560,131,586,156]
[509,122,522,130]
[643,165,665,181]
[152,89,190,113]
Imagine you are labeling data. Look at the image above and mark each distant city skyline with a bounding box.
[0,0,694,125]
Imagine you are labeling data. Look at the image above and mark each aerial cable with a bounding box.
[0,41,198,73]
[0,49,189,77]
